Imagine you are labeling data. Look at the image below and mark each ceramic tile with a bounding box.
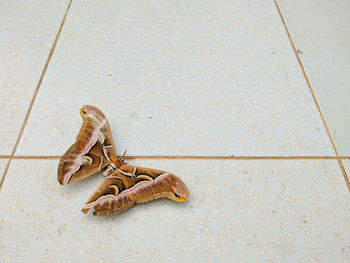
[16,0,333,157]
[277,0,350,155]
[0,159,349,262]
[0,0,70,155]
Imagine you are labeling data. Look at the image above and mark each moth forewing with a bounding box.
[57,142,109,185]
[128,172,189,203]
[57,105,118,185]
[116,164,190,203]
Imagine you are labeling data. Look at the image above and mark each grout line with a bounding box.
[338,159,350,188]
[132,156,350,160]
[274,0,350,191]
[0,159,12,191]
[0,155,349,160]
[0,0,73,191]
[122,156,348,160]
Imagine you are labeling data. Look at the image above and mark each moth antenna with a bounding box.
[121,149,128,162]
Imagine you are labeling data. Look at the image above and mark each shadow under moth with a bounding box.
[57,105,189,216]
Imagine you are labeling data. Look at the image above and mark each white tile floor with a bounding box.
[0,0,70,155]
[1,159,349,262]
[0,0,349,262]
[14,0,332,157]
[277,0,350,156]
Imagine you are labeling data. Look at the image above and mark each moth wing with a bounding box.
[58,142,109,185]
[82,166,190,216]
[57,106,119,185]
[82,173,135,216]
[118,164,190,202]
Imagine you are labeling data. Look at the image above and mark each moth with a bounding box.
[57,105,189,216]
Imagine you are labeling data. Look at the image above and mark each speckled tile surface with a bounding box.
[277,0,350,156]
[0,0,70,155]
[15,0,334,157]
[0,159,349,262]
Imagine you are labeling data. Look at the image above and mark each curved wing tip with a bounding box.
[81,207,90,213]
[57,175,64,185]
[177,194,189,202]
[57,175,69,185]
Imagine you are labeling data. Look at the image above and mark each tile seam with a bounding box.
[0,0,73,191]
[0,159,12,191]
[274,0,350,191]
[0,155,349,160]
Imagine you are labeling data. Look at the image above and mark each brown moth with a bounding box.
[57,105,189,216]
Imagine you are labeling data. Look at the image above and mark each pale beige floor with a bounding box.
[0,1,349,262]
[278,0,350,156]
